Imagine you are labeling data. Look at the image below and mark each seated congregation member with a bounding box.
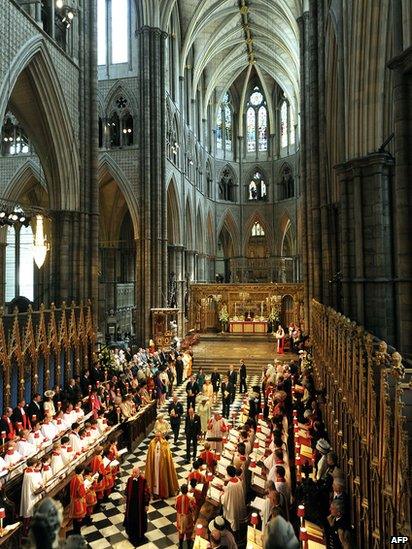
[145,432,179,499]
[124,466,150,545]
[330,476,351,520]
[208,516,238,549]
[120,394,136,418]
[107,404,124,426]
[221,465,247,536]
[20,457,44,533]
[176,483,196,549]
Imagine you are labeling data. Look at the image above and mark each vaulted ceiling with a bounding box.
[173,0,302,110]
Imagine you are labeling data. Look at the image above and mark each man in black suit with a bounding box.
[168,393,184,444]
[65,378,82,405]
[227,365,237,403]
[239,360,247,394]
[184,407,201,463]
[186,376,199,411]
[27,393,43,423]
[221,376,231,419]
[175,354,184,385]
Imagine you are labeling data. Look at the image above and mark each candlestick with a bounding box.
[0,507,5,538]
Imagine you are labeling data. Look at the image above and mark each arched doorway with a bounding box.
[216,224,234,283]
[99,172,137,340]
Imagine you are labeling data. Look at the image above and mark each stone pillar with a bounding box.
[335,153,396,344]
[135,26,168,344]
[0,243,5,308]
[388,46,412,356]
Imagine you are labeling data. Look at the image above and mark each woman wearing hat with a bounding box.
[202,377,214,404]
[43,391,56,418]
[315,438,332,480]
[197,396,211,436]
[153,414,170,438]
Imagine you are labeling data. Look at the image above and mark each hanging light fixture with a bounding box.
[33,215,49,268]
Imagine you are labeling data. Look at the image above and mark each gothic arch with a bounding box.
[218,164,237,202]
[184,197,194,250]
[98,154,139,240]
[206,209,215,255]
[3,159,46,203]
[243,212,273,255]
[217,209,239,256]
[0,36,79,210]
[104,81,138,116]
[280,218,296,257]
[195,205,204,253]
[166,177,182,245]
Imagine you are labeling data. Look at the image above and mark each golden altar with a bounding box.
[188,283,304,333]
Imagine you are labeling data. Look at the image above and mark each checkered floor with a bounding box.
[82,375,261,549]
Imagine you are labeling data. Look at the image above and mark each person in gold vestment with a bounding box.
[145,432,179,499]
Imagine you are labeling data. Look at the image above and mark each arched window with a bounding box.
[251,222,265,237]
[216,93,232,155]
[280,165,294,199]
[246,86,268,153]
[97,0,129,66]
[5,223,34,303]
[1,114,30,156]
[289,107,295,145]
[280,101,288,148]
[248,170,267,201]
[218,167,235,202]
[108,112,120,147]
[122,113,133,146]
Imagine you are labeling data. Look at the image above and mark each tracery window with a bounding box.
[1,114,30,156]
[248,170,267,201]
[246,86,268,153]
[216,93,232,155]
[280,164,294,199]
[280,101,288,149]
[251,222,265,237]
[5,221,34,303]
[97,0,129,66]
[106,96,134,148]
[218,167,235,202]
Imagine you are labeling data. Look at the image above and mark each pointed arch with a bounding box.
[281,219,296,257]
[206,209,215,255]
[166,177,181,245]
[184,197,194,250]
[243,212,272,255]
[3,159,46,203]
[98,154,139,239]
[195,205,204,253]
[218,164,237,202]
[217,209,239,257]
[104,81,138,116]
[0,36,79,210]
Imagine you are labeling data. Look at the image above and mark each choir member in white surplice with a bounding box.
[221,465,246,534]
[4,441,22,467]
[16,429,36,458]
[206,411,228,452]
[20,457,43,528]
[41,416,58,441]
[69,422,83,455]
[28,423,45,448]
[51,442,65,475]
[41,455,53,484]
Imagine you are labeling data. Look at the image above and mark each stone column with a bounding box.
[388,46,412,355]
[135,26,168,343]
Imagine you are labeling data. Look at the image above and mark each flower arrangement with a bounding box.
[218,304,229,323]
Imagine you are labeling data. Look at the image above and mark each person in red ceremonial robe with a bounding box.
[11,399,31,431]
[70,464,87,534]
[275,324,285,354]
[0,407,15,440]
[88,388,101,419]
[124,466,150,545]
[84,466,98,524]
[199,442,217,473]
[176,483,196,549]
[90,445,107,501]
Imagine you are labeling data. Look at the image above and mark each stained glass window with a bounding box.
[249,170,266,200]
[216,93,232,155]
[246,86,268,152]
[252,222,265,237]
[247,107,256,152]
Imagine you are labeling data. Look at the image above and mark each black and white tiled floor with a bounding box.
[82,375,261,549]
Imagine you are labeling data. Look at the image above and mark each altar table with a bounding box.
[229,320,268,334]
